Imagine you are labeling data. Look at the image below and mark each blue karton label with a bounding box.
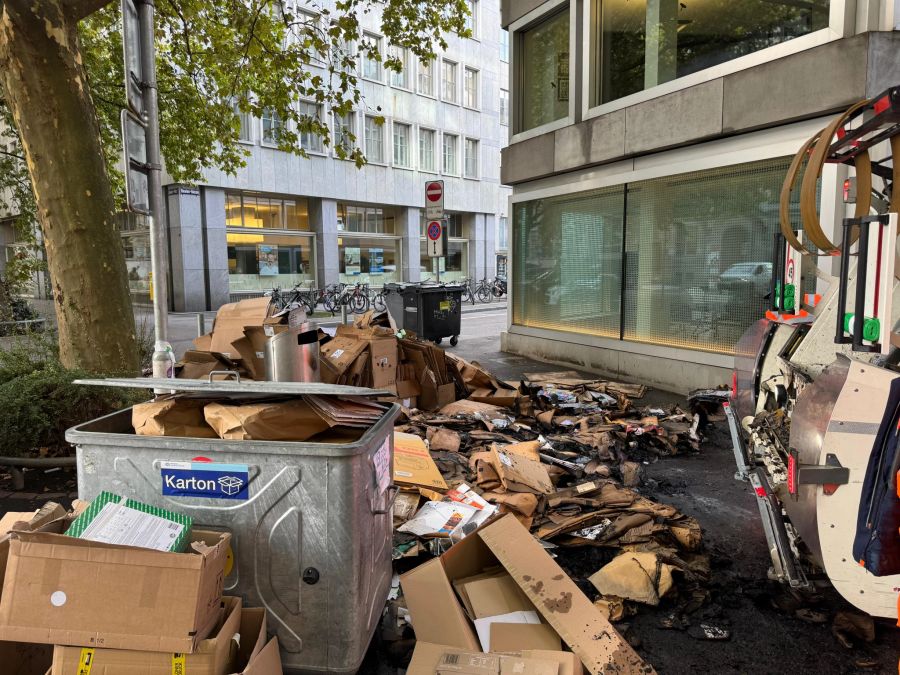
[160,461,250,500]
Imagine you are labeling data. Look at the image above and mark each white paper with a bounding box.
[373,439,391,494]
[473,611,541,652]
[397,501,478,538]
[79,501,184,552]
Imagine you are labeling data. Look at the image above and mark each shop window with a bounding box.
[225,193,310,231]
[226,232,315,292]
[592,0,831,106]
[337,204,395,234]
[518,6,569,132]
[338,237,401,286]
[420,239,468,282]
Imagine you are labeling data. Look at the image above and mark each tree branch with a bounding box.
[64,0,115,22]
[0,148,25,161]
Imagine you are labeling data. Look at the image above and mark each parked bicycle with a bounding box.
[267,285,314,315]
[459,278,475,305]
[325,282,369,314]
[491,276,507,298]
[365,284,387,312]
[473,277,494,304]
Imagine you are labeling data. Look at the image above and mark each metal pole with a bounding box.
[137,0,169,371]
[196,312,206,337]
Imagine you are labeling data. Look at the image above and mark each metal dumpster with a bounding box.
[383,282,463,345]
[66,377,399,674]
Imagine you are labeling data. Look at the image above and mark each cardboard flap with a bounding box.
[400,559,480,651]
[477,516,652,674]
[235,607,267,670]
[240,638,282,675]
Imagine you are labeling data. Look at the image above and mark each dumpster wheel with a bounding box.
[450,335,458,346]
[434,337,443,345]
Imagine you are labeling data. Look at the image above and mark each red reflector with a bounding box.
[731,371,738,398]
[874,95,891,115]
[755,486,766,498]
[843,179,851,201]
[788,453,797,494]
[837,127,846,139]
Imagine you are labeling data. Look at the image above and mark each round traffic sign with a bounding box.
[427,222,442,240]
[426,182,443,202]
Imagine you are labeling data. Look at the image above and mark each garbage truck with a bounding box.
[727,85,900,619]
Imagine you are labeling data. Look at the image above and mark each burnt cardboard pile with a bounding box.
[0,500,283,674]
[385,368,712,674]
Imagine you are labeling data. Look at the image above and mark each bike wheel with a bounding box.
[492,285,503,297]
[462,288,473,304]
[350,293,369,314]
[373,293,386,312]
[477,287,492,303]
[323,294,337,313]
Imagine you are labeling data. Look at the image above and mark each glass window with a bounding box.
[339,236,401,286]
[442,134,458,175]
[255,197,283,229]
[464,138,478,178]
[500,89,509,126]
[227,232,315,292]
[298,10,324,63]
[389,45,409,88]
[464,0,478,37]
[226,193,243,227]
[334,111,355,154]
[298,102,323,153]
[225,194,310,231]
[513,187,625,338]
[419,128,436,172]
[418,60,435,96]
[361,32,382,80]
[365,116,384,163]
[425,211,464,238]
[593,0,831,106]
[464,67,479,108]
[393,122,411,167]
[337,204,394,234]
[498,216,509,250]
[500,29,509,62]
[441,60,458,103]
[234,101,253,142]
[519,6,569,132]
[284,199,310,230]
[420,239,468,282]
[261,108,283,144]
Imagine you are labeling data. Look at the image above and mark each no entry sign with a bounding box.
[425,180,444,220]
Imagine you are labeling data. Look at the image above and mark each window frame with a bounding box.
[441,132,459,176]
[580,0,852,122]
[260,108,284,147]
[360,31,383,83]
[463,66,480,110]
[417,59,436,98]
[297,100,326,155]
[441,59,459,105]
[500,88,509,127]
[388,45,411,90]
[464,0,479,39]
[364,114,386,165]
[392,121,413,169]
[418,126,438,174]
[332,109,357,158]
[500,29,509,63]
[509,0,577,144]
[233,100,255,145]
[463,137,479,179]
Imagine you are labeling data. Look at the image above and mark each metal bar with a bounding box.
[724,402,750,481]
[796,464,850,485]
[853,218,870,351]
[749,469,809,588]
[137,0,169,371]
[196,312,206,337]
[770,233,780,312]
[835,218,853,344]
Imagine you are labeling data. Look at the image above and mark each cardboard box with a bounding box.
[0,527,231,653]
[490,623,561,652]
[437,652,499,674]
[499,651,582,675]
[400,515,651,674]
[209,297,272,358]
[394,432,448,490]
[408,644,577,675]
[368,336,398,390]
[50,595,242,674]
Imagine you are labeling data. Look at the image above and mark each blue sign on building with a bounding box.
[160,460,250,500]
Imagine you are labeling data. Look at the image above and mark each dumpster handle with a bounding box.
[208,370,241,383]
[371,485,399,515]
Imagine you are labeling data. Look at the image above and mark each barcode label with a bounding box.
[443,654,459,665]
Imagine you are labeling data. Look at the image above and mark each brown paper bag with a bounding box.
[204,400,330,441]
[132,399,218,438]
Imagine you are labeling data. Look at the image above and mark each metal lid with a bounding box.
[75,373,390,397]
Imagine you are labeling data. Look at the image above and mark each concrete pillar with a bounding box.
[484,213,497,279]
[644,0,678,89]
[310,198,339,286]
[400,207,422,282]
[200,188,230,310]
[469,213,485,281]
[165,185,206,312]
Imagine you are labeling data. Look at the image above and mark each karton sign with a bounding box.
[425,180,444,220]
[161,459,250,500]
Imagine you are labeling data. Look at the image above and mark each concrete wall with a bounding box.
[501,32,900,185]
[501,0,551,28]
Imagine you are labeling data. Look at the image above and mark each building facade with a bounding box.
[156,0,511,312]
[500,0,900,392]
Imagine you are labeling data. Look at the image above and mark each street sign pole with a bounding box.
[135,0,169,372]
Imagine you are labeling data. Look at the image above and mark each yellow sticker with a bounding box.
[440,301,450,311]
[77,648,95,675]
[172,652,187,675]
[224,545,234,577]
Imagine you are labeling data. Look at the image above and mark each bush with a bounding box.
[0,338,146,457]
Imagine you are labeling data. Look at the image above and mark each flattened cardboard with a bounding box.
[498,651,582,675]
[320,337,368,377]
[0,529,230,653]
[490,446,553,495]
[401,515,652,674]
[50,596,242,674]
[394,432,448,490]
[209,297,271,358]
[464,575,534,619]
[498,656,558,675]
[368,337,398,389]
[177,351,240,380]
[490,623,562,652]
[240,637,282,675]
[204,400,330,441]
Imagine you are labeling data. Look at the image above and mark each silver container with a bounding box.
[265,328,320,382]
[66,377,399,674]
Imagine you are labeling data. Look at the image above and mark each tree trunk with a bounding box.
[0,0,139,374]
